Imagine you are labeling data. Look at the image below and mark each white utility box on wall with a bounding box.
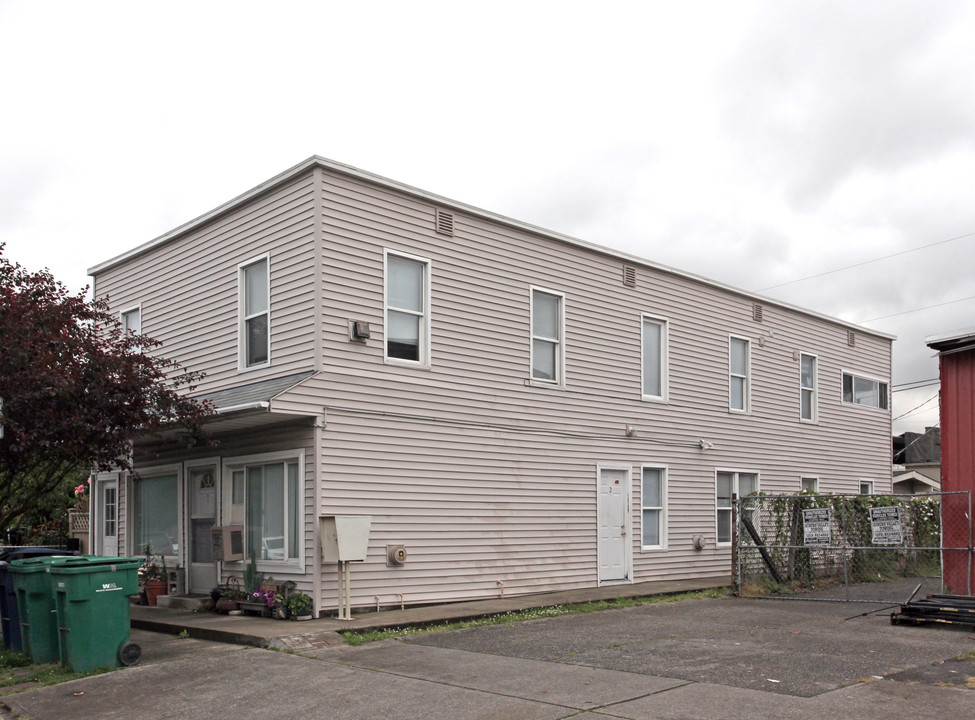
[319,516,371,562]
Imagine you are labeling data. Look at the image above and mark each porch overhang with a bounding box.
[136,371,319,449]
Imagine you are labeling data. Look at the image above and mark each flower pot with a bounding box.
[238,600,267,615]
[143,580,167,607]
[214,597,239,613]
[290,614,313,621]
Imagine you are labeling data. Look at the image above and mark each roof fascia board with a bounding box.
[89,156,895,341]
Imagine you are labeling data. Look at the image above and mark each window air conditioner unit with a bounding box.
[211,525,244,562]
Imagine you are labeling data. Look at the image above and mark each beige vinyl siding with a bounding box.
[96,160,892,611]
[277,169,891,608]
[93,174,319,393]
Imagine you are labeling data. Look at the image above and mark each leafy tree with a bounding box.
[0,245,211,533]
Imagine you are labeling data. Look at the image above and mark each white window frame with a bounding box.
[641,315,668,402]
[127,463,183,564]
[384,250,432,367]
[841,371,889,411]
[530,286,566,386]
[799,353,817,422]
[640,465,667,550]
[800,476,819,493]
[221,449,305,572]
[715,469,759,546]
[238,254,271,372]
[120,304,142,353]
[859,479,874,495]
[728,335,751,413]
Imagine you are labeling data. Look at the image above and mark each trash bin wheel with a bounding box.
[118,641,141,667]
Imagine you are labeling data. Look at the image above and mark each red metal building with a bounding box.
[926,328,975,594]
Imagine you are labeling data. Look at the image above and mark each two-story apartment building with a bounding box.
[88,157,893,614]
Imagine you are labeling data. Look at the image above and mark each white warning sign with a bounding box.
[802,508,831,546]
[869,506,903,545]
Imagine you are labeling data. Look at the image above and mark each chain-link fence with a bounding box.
[735,491,972,603]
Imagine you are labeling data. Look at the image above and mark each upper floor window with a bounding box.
[641,466,667,548]
[642,316,668,400]
[121,306,141,352]
[385,252,430,364]
[842,372,888,410]
[729,336,750,412]
[239,256,269,369]
[800,353,817,421]
[531,288,564,384]
[121,306,141,335]
[716,470,758,544]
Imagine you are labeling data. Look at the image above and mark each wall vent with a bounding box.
[436,209,454,236]
[752,303,764,322]
[622,265,637,287]
[847,330,856,347]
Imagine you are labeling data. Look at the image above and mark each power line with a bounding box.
[893,393,939,421]
[892,379,939,392]
[756,229,975,292]
[858,294,975,323]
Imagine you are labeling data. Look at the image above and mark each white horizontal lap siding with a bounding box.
[306,169,890,607]
[93,175,318,394]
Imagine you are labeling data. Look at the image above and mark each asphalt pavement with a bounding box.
[4,594,974,719]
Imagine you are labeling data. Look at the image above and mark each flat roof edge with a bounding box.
[88,156,895,342]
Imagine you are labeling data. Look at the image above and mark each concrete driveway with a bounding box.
[5,596,974,720]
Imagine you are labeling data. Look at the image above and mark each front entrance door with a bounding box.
[187,466,217,594]
[96,478,119,556]
[597,466,631,583]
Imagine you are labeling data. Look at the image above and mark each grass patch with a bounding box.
[339,587,726,646]
[0,649,112,695]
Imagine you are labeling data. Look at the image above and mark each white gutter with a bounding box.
[214,401,270,415]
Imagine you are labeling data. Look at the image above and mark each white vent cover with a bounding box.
[436,209,454,236]
[752,303,764,322]
[622,265,636,287]
[847,330,856,347]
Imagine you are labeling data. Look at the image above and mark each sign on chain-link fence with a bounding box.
[734,491,972,603]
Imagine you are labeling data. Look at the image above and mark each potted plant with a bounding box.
[239,587,280,616]
[284,592,314,620]
[139,544,168,606]
[211,579,246,613]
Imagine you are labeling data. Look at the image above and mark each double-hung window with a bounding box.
[641,467,667,548]
[385,252,430,364]
[800,353,817,421]
[228,454,302,564]
[729,336,750,412]
[121,306,141,352]
[239,256,269,369]
[842,372,888,410]
[642,316,667,400]
[531,288,564,384]
[716,470,758,544]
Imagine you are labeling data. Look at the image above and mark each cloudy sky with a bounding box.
[2,0,973,435]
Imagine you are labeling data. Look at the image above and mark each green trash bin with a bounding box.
[48,556,143,672]
[9,557,63,664]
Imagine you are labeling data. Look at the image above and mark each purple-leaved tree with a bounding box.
[0,244,212,532]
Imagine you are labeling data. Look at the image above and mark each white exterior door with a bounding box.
[187,466,217,594]
[96,478,119,556]
[597,466,631,583]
